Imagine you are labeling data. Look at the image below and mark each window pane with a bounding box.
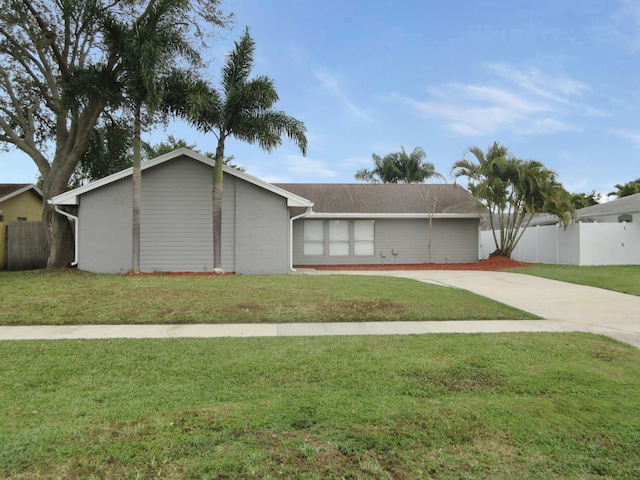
[304,220,324,255]
[304,220,324,241]
[329,242,350,256]
[304,242,325,255]
[329,220,349,256]
[354,241,374,256]
[329,220,349,240]
[354,220,374,256]
[354,220,374,240]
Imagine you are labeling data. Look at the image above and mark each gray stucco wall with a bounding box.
[77,176,132,273]
[139,158,216,272]
[234,178,290,274]
[76,156,289,274]
[291,217,480,265]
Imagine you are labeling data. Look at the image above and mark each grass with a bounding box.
[505,264,640,296]
[0,270,536,325]
[1,334,639,479]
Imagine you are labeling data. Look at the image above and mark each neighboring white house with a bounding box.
[480,193,640,265]
[51,148,487,274]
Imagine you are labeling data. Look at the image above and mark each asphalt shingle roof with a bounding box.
[0,184,30,198]
[575,193,640,218]
[0,184,41,202]
[273,183,486,215]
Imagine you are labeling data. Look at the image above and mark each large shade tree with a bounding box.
[163,28,307,270]
[355,146,442,183]
[451,142,574,258]
[0,0,230,268]
[71,117,134,188]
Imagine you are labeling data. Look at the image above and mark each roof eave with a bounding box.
[229,168,313,207]
[50,148,314,208]
[305,212,484,219]
[0,184,43,203]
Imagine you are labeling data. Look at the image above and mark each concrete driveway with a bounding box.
[1,270,639,349]
[313,269,640,349]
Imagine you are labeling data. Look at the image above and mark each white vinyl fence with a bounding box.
[481,222,640,265]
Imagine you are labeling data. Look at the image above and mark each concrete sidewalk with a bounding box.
[0,319,585,341]
[2,270,639,348]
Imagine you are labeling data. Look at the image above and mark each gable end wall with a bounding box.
[76,157,290,274]
[78,157,237,273]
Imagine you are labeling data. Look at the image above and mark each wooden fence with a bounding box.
[2,221,48,270]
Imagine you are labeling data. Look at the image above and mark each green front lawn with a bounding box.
[505,264,640,296]
[0,270,536,325]
[1,334,639,479]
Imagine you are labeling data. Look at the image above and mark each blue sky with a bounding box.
[3,0,640,199]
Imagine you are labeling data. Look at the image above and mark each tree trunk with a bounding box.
[43,202,74,268]
[131,105,142,274]
[212,136,225,270]
[131,166,142,273]
[41,158,79,269]
[36,97,106,269]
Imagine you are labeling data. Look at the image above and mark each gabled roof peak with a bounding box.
[50,148,312,208]
[0,184,42,203]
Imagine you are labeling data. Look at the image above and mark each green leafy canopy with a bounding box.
[451,141,574,258]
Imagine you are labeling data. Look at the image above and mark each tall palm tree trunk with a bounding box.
[212,136,225,269]
[131,103,142,273]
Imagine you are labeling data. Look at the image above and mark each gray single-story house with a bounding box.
[51,148,487,274]
[274,183,486,267]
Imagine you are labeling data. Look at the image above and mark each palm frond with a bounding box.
[222,27,255,94]
[161,69,222,133]
[232,110,307,154]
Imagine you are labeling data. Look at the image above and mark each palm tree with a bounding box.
[452,142,574,257]
[608,179,640,198]
[355,146,442,183]
[163,28,307,270]
[569,191,600,209]
[450,142,512,252]
[110,0,198,273]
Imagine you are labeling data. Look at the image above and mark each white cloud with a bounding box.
[282,154,339,179]
[485,63,590,103]
[342,155,372,169]
[392,63,593,137]
[526,118,579,135]
[314,68,373,122]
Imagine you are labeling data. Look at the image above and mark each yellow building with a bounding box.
[0,184,43,269]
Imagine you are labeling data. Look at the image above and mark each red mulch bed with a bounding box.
[296,256,531,271]
[126,271,235,277]
[126,256,530,276]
